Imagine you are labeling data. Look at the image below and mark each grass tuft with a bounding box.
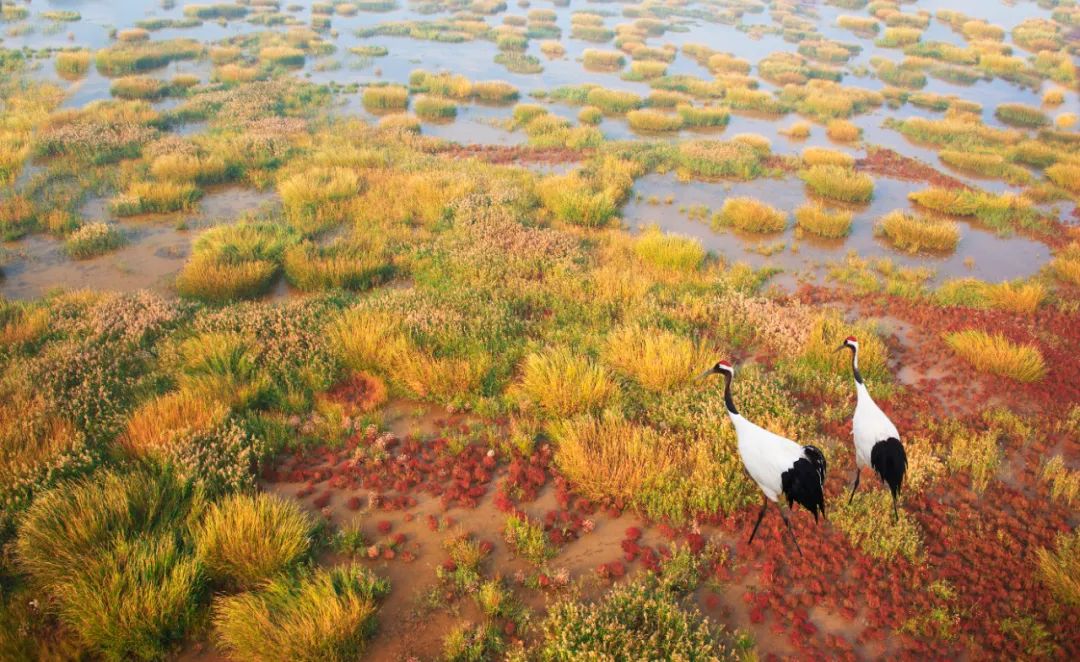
[519,348,617,417]
[795,203,852,238]
[717,197,787,233]
[944,330,1045,382]
[876,210,959,253]
[799,164,874,203]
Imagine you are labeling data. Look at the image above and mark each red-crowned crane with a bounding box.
[838,336,907,520]
[699,361,826,555]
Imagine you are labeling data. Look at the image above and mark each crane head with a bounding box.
[836,336,858,352]
[696,360,734,380]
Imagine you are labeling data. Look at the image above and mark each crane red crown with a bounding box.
[845,335,857,343]
[717,360,732,369]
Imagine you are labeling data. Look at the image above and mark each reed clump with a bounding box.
[876,210,959,253]
[945,330,1045,382]
[717,197,787,233]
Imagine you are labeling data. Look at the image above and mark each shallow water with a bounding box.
[3,0,1074,300]
[624,173,1051,285]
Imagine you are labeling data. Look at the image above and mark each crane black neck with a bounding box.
[722,370,739,416]
[848,345,863,385]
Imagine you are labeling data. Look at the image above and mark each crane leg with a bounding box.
[847,468,861,504]
[777,503,803,558]
[891,491,899,522]
[748,495,769,545]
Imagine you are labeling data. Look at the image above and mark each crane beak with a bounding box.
[834,343,846,353]
[693,369,713,382]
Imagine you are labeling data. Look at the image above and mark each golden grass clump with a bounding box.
[795,203,852,238]
[717,197,787,233]
[582,49,626,70]
[15,470,204,660]
[602,325,711,392]
[802,146,854,168]
[626,109,683,132]
[944,330,1045,382]
[782,121,811,138]
[175,222,297,302]
[121,390,230,458]
[1040,455,1079,507]
[260,46,305,66]
[1051,243,1080,286]
[279,166,361,234]
[110,180,202,216]
[632,226,705,272]
[826,118,861,142]
[1037,530,1080,607]
[171,331,269,408]
[471,80,519,103]
[150,152,229,184]
[413,94,457,120]
[117,28,150,42]
[945,424,1002,493]
[799,164,874,203]
[550,413,676,503]
[876,210,959,253]
[55,50,91,78]
[1046,163,1080,195]
[196,492,315,590]
[283,239,391,291]
[362,84,409,112]
[585,87,642,114]
[215,63,262,84]
[519,348,618,417]
[214,564,389,661]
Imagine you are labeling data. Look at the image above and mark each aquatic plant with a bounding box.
[282,239,392,291]
[582,49,625,70]
[876,210,959,253]
[362,84,409,112]
[626,109,683,132]
[95,38,202,75]
[717,197,787,233]
[795,203,852,238]
[799,164,874,203]
[632,226,706,272]
[944,330,1045,382]
[65,222,127,259]
[110,181,202,216]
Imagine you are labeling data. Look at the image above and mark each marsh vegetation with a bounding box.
[0,0,1078,660]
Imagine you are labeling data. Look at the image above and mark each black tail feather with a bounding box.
[871,437,907,502]
[781,447,827,521]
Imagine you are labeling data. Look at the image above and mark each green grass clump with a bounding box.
[994,103,1048,128]
[585,87,642,114]
[15,469,205,660]
[196,492,315,590]
[150,153,230,185]
[795,203,852,238]
[283,239,392,291]
[833,491,923,561]
[42,10,81,21]
[676,104,729,128]
[626,109,683,132]
[413,94,456,120]
[578,105,602,125]
[944,330,1045,382]
[110,75,169,100]
[362,84,408,112]
[939,150,1031,185]
[876,210,959,253]
[65,222,127,259]
[678,140,763,179]
[633,226,705,271]
[717,197,787,233]
[176,222,298,302]
[95,39,202,75]
[529,574,741,659]
[907,188,1045,236]
[110,181,202,216]
[0,195,36,241]
[503,513,554,565]
[799,164,874,203]
[214,564,390,661]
